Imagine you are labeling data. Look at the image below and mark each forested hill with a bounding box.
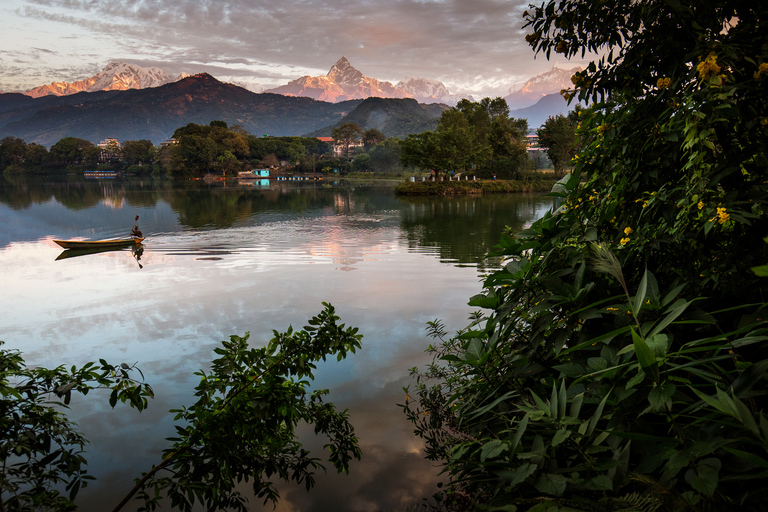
[0,74,365,147]
[308,97,448,139]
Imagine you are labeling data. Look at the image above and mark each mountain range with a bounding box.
[0,59,585,146]
[504,65,583,110]
[22,62,189,98]
[0,73,446,146]
[264,56,472,106]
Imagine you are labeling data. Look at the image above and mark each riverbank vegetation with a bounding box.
[403,1,768,511]
[394,176,556,196]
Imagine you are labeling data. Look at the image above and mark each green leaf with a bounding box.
[633,268,649,318]
[631,328,659,383]
[534,473,568,496]
[648,384,676,412]
[551,428,571,447]
[587,389,611,436]
[510,413,530,452]
[688,458,721,497]
[495,462,537,487]
[481,439,507,461]
[585,474,613,491]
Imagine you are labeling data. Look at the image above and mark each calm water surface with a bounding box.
[0,177,555,512]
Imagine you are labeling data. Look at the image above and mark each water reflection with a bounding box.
[0,176,556,512]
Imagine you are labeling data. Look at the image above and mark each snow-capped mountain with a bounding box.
[265,57,411,103]
[394,76,472,106]
[504,65,584,110]
[23,62,185,98]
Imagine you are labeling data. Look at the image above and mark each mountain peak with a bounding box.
[265,57,409,102]
[327,56,363,87]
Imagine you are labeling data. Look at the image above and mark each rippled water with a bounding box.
[0,177,555,512]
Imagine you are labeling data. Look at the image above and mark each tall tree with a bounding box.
[331,123,364,158]
[537,114,576,178]
[362,128,386,150]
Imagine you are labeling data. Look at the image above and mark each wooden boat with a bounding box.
[53,237,144,249]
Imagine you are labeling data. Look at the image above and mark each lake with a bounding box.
[0,176,555,512]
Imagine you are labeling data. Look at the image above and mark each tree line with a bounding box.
[1,106,580,179]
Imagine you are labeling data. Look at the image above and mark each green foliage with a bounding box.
[394,178,556,196]
[404,1,768,510]
[2,305,362,512]
[122,303,362,512]
[49,137,99,167]
[332,123,364,159]
[401,98,530,178]
[537,115,576,178]
[247,136,330,163]
[0,341,153,511]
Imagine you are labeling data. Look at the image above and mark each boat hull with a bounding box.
[54,238,144,249]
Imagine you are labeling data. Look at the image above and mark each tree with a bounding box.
[0,137,27,170]
[216,150,239,176]
[0,341,152,511]
[351,153,371,173]
[401,98,530,178]
[49,137,98,166]
[368,138,403,173]
[178,135,217,174]
[121,140,155,165]
[24,142,49,168]
[331,123,364,158]
[537,114,576,178]
[404,1,768,510]
[362,128,386,150]
[1,305,362,512]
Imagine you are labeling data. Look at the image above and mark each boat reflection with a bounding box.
[55,243,145,268]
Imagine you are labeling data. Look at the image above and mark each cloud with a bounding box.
[2,0,583,96]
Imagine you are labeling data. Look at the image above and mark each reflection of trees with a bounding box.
[398,194,556,272]
[0,176,164,211]
[0,178,554,266]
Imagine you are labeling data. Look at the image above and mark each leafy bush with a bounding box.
[403,1,768,510]
[1,304,362,512]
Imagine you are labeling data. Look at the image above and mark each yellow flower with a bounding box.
[656,77,671,89]
[624,227,633,235]
[697,52,721,80]
[620,237,630,245]
[755,62,768,81]
[697,201,704,209]
[716,207,730,224]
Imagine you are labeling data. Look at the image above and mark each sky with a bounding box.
[0,0,591,98]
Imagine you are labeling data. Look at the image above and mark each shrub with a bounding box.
[403,2,768,510]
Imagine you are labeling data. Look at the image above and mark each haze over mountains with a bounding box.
[1,58,585,146]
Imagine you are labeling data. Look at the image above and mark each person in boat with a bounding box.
[131,215,143,238]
